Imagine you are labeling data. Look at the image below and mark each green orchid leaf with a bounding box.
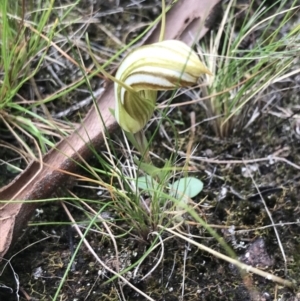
[169,176,203,216]
[170,176,203,199]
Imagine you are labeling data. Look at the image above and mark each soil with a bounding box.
[1,1,300,301]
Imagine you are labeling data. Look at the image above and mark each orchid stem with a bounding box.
[134,131,152,164]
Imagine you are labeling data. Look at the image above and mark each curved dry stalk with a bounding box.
[0,115,37,160]
[0,142,31,165]
[133,234,176,280]
[139,232,164,281]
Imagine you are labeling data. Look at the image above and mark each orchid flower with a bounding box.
[114,39,212,134]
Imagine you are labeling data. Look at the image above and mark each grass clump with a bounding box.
[0,0,90,165]
[1,0,57,155]
[199,0,300,137]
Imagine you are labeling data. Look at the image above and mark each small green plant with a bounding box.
[86,0,211,234]
[107,25,210,231]
[198,0,300,137]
